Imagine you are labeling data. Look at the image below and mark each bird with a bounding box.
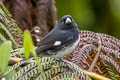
[31,15,80,58]
[9,15,80,65]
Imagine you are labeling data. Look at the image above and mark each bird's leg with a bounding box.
[54,58,71,68]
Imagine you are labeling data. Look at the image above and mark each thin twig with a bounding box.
[84,70,111,80]
[88,36,102,71]
[9,57,23,65]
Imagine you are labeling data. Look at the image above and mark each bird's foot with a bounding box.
[54,58,71,68]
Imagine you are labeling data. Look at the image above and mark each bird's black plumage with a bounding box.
[34,15,80,58]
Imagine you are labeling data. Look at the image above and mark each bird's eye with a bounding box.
[65,17,72,24]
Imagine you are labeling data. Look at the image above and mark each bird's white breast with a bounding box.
[51,35,80,58]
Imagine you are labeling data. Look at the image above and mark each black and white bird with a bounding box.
[34,15,80,58]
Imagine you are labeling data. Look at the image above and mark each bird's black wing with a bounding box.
[35,27,74,54]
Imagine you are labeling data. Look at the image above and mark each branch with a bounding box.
[84,71,111,80]
[88,36,102,71]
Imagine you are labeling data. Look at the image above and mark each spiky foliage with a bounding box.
[5,57,91,80]
[65,30,120,79]
[0,2,92,80]
[0,1,119,80]
[0,2,23,48]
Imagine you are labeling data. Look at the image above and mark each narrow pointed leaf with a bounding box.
[23,30,34,59]
[23,30,43,72]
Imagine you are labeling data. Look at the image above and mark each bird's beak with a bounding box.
[65,18,72,24]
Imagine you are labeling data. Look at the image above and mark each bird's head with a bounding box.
[58,15,78,30]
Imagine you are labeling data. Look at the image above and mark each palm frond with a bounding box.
[0,2,23,47]
[0,33,6,42]
[0,23,17,45]
[6,57,92,80]
[100,54,120,79]
[10,48,24,57]
[51,72,76,80]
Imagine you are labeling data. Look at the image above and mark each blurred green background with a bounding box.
[56,0,120,39]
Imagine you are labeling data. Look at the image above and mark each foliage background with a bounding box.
[0,1,119,79]
[56,0,120,39]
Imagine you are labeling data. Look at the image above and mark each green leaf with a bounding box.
[23,30,34,59]
[0,41,12,74]
[23,30,43,72]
